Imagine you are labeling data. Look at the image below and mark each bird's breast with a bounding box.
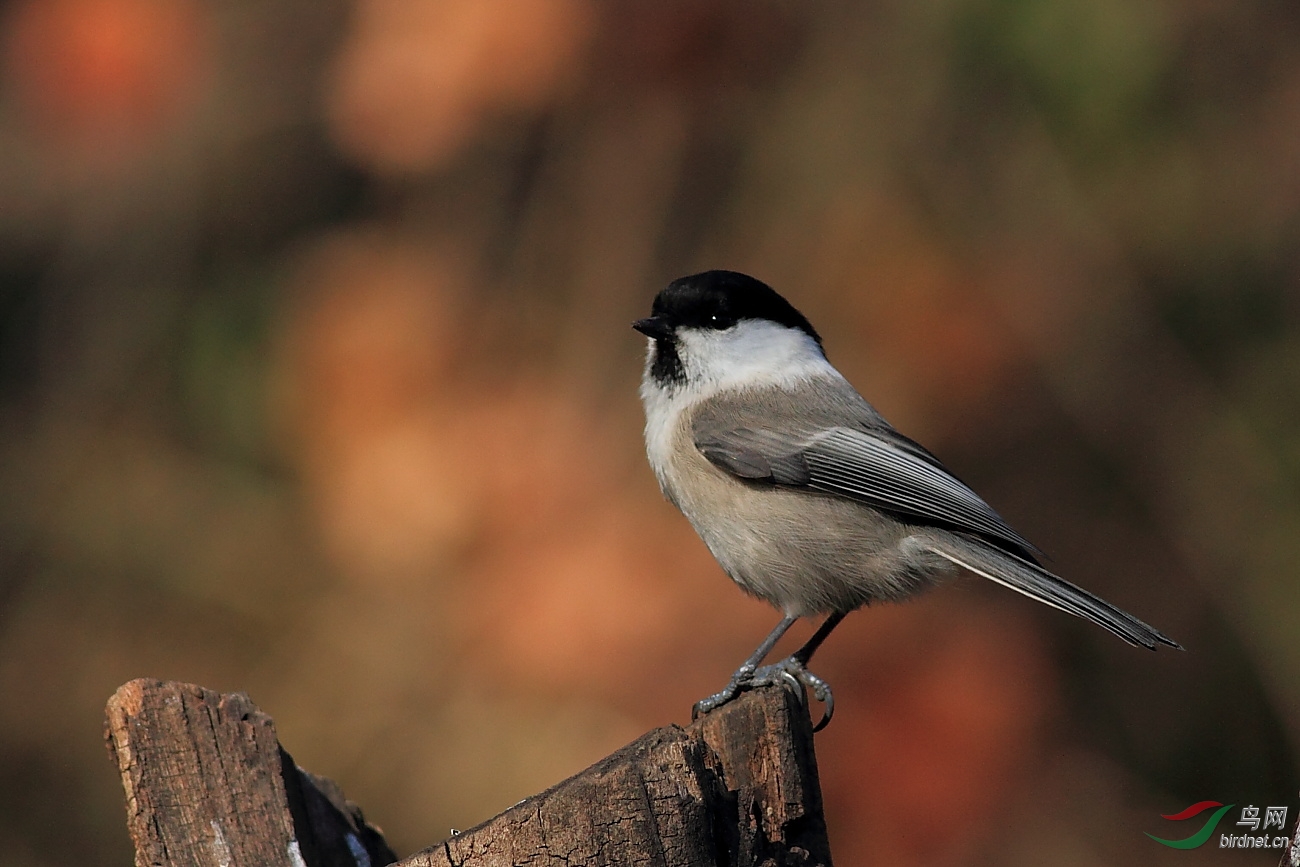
[644,401,933,615]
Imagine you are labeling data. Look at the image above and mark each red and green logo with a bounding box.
[1147,801,1236,849]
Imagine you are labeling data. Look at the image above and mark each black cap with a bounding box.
[634,270,822,344]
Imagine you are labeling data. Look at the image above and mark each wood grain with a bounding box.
[105,679,831,867]
[105,679,396,867]
[398,685,831,867]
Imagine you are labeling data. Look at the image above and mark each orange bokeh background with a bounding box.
[0,3,1296,866]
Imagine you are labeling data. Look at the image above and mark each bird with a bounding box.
[633,269,1181,730]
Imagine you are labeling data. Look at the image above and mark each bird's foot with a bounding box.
[691,664,756,720]
[756,656,835,732]
[692,656,835,732]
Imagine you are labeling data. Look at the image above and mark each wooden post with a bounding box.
[105,678,833,867]
[104,679,397,867]
[1280,807,1300,867]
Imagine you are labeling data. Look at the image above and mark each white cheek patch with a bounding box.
[675,320,840,395]
[640,319,843,497]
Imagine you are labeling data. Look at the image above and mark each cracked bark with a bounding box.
[106,680,832,867]
[104,679,397,867]
[399,685,831,867]
[1280,809,1300,867]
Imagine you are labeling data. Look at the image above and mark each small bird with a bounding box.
[634,270,1181,730]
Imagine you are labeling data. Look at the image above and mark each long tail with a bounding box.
[924,534,1183,650]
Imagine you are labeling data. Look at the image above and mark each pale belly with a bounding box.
[660,431,953,617]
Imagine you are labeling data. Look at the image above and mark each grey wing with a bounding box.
[691,394,1182,651]
[694,421,1042,560]
[691,426,811,484]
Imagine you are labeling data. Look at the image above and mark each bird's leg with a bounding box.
[792,610,845,665]
[752,612,846,732]
[692,614,798,719]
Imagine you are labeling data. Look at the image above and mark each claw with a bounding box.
[777,668,803,700]
[692,653,837,731]
[797,668,834,732]
[812,691,834,732]
[748,656,836,731]
[692,665,756,720]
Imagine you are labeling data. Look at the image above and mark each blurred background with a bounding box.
[0,0,1297,864]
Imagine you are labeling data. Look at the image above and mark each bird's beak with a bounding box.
[632,316,673,341]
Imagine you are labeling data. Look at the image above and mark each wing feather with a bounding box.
[803,427,1039,556]
[694,414,1040,559]
[688,383,1181,650]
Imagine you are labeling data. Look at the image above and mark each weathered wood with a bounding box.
[399,686,832,867]
[1280,808,1300,867]
[106,679,832,867]
[104,678,397,867]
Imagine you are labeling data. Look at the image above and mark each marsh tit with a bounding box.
[634,270,1181,730]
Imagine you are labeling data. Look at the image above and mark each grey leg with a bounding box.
[752,612,846,732]
[794,611,845,664]
[691,614,798,719]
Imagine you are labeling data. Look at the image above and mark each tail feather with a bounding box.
[926,535,1182,651]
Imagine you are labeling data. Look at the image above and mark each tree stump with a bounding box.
[105,678,833,867]
[1280,811,1300,867]
[104,679,397,867]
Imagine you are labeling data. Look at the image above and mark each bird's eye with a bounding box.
[709,313,735,330]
